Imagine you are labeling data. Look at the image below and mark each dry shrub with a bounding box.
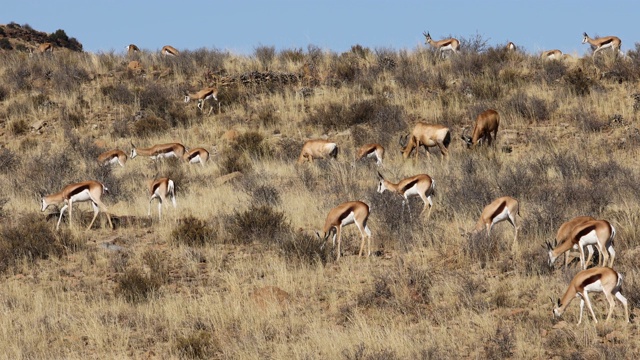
[251,184,281,206]
[232,131,272,159]
[115,267,161,303]
[220,153,252,174]
[483,324,515,360]
[564,68,594,96]
[0,213,76,273]
[174,331,220,359]
[342,343,400,360]
[227,205,291,245]
[133,113,170,137]
[506,92,552,122]
[100,84,134,104]
[278,232,328,266]
[9,119,29,135]
[142,249,170,284]
[171,216,217,247]
[254,45,276,70]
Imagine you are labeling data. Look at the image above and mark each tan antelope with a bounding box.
[41,181,113,230]
[97,149,128,168]
[400,123,451,160]
[541,49,563,60]
[183,147,210,166]
[467,196,519,245]
[318,201,372,261]
[552,267,629,325]
[546,219,616,270]
[126,44,140,55]
[461,109,500,148]
[161,45,179,56]
[355,143,384,166]
[148,177,176,220]
[506,41,516,51]
[423,31,460,58]
[377,172,435,219]
[37,42,54,53]
[130,142,186,161]
[549,216,596,268]
[582,32,622,58]
[297,139,338,164]
[184,87,219,115]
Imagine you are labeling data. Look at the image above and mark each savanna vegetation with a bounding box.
[1,23,640,358]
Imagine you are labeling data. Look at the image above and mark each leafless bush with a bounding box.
[506,92,552,122]
[171,216,217,247]
[174,330,220,359]
[483,324,515,360]
[564,68,594,96]
[100,84,134,104]
[115,267,161,303]
[227,205,292,245]
[133,114,170,137]
[254,45,276,70]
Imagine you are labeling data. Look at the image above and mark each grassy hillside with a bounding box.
[1,31,640,358]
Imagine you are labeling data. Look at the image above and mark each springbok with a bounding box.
[318,201,372,261]
[466,196,519,245]
[546,219,616,270]
[552,267,629,324]
[297,139,338,164]
[41,181,114,230]
[582,32,622,58]
[355,143,384,166]
[148,177,176,220]
[377,172,435,219]
[423,32,460,58]
[399,123,451,160]
[461,109,500,148]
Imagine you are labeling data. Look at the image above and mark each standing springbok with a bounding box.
[297,139,338,164]
[318,200,372,261]
[355,143,384,166]
[126,44,140,55]
[461,109,500,148]
[98,149,128,168]
[41,181,114,230]
[546,219,616,270]
[377,172,435,219]
[466,196,519,245]
[148,177,176,220]
[552,267,629,325]
[582,32,623,58]
[423,32,460,58]
[399,123,451,160]
[506,42,516,51]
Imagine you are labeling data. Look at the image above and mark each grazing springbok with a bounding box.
[423,31,460,58]
[466,196,519,245]
[377,172,435,219]
[297,139,338,164]
[148,177,176,220]
[161,45,179,56]
[355,143,384,166]
[41,181,114,230]
[541,49,563,60]
[548,216,596,268]
[98,149,128,168]
[546,219,616,270]
[399,123,451,160]
[183,147,210,167]
[318,201,372,261]
[582,32,623,58]
[126,44,140,55]
[461,109,500,148]
[130,142,186,161]
[552,267,629,325]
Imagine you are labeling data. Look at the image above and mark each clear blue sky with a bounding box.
[3,1,637,56]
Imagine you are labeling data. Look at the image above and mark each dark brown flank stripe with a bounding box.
[68,184,91,197]
[579,274,602,289]
[489,201,507,220]
[441,40,453,46]
[575,224,596,239]
[401,179,420,193]
[152,182,161,193]
[601,38,612,45]
[366,147,376,155]
[187,152,199,161]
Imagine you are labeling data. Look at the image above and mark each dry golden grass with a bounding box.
[0,39,640,359]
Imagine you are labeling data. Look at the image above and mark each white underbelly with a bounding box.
[69,190,92,203]
[492,208,510,225]
[579,230,599,246]
[341,212,356,226]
